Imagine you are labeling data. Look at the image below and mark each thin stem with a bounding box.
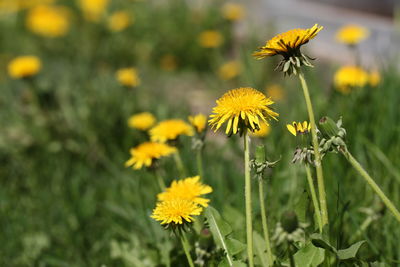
[298,71,329,227]
[155,169,166,191]
[305,165,323,232]
[288,242,295,267]
[173,151,186,178]
[243,130,254,267]
[258,177,274,265]
[196,149,204,178]
[179,230,195,267]
[341,149,400,223]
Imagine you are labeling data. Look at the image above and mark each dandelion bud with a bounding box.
[319,116,340,138]
[255,145,266,163]
[281,211,298,233]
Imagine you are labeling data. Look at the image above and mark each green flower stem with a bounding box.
[178,230,195,267]
[243,130,254,267]
[258,177,274,265]
[288,241,296,267]
[173,151,186,178]
[341,149,400,223]
[298,71,329,227]
[305,164,323,233]
[154,169,166,191]
[196,149,204,178]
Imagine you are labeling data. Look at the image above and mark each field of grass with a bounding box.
[1,0,400,266]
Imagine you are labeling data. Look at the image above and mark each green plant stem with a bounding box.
[196,149,204,178]
[305,165,323,233]
[178,230,195,267]
[154,169,166,191]
[243,130,254,267]
[288,242,295,267]
[298,71,329,227]
[258,177,274,266]
[173,151,186,178]
[341,149,400,223]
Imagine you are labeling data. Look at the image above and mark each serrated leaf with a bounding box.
[226,238,246,256]
[253,231,271,267]
[293,242,324,267]
[310,234,337,254]
[337,241,365,260]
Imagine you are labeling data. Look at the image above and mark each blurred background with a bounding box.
[1,0,399,266]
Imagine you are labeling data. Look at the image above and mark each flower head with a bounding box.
[334,65,369,94]
[266,84,285,101]
[125,142,177,170]
[151,199,203,225]
[78,0,109,22]
[158,176,212,207]
[188,114,207,133]
[250,122,271,138]
[218,61,241,80]
[335,24,369,45]
[221,3,245,21]
[116,68,140,87]
[198,30,224,48]
[26,5,70,38]
[8,56,42,79]
[209,87,278,136]
[150,119,194,143]
[108,11,132,32]
[287,121,311,136]
[128,112,156,131]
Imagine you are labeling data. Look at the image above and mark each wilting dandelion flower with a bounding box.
[26,5,70,38]
[335,24,369,45]
[250,122,271,138]
[334,65,369,94]
[8,56,42,79]
[158,176,212,207]
[198,30,224,48]
[116,68,140,87]
[127,112,156,131]
[221,3,245,21]
[108,11,132,32]
[150,119,194,143]
[218,61,241,80]
[78,0,108,22]
[125,142,177,170]
[188,114,207,133]
[369,70,381,87]
[287,121,311,136]
[266,84,285,101]
[209,87,278,135]
[151,199,203,225]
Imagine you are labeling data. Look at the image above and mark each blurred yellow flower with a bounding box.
[334,65,369,94]
[78,0,109,22]
[26,5,70,38]
[150,119,194,143]
[250,122,271,138]
[218,61,241,80]
[128,112,156,131]
[160,54,178,71]
[221,3,245,21]
[151,199,203,225]
[198,30,224,48]
[108,11,132,32]
[266,84,285,101]
[8,56,42,79]
[158,176,212,207]
[188,114,207,133]
[125,142,177,170]
[209,87,278,135]
[116,68,140,87]
[335,24,369,45]
[369,70,381,87]
[0,0,55,13]
[287,121,311,136]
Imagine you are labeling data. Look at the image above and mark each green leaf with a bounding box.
[226,238,246,256]
[293,242,325,267]
[253,231,271,267]
[337,241,366,260]
[218,259,247,267]
[310,234,337,254]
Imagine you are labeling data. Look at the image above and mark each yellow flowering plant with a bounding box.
[127,112,156,131]
[8,56,42,79]
[116,68,140,87]
[26,5,70,38]
[336,24,369,46]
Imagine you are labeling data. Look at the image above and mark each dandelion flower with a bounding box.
[78,0,109,22]
[151,199,203,225]
[334,65,369,94]
[250,122,271,138]
[108,11,132,32]
[26,5,70,38]
[128,112,156,131]
[0,0,55,13]
[116,68,140,87]
[125,142,177,170]
[188,114,207,133]
[221,3,245,21]
[198,30,224,48]
[209,87,278,135]
[150,119,194,143]
[266,84,285,101]
[8,56,42,79]
[369,70,381,87]
[286,121,311,136]
[336,24,369,45]
[158,176,212,207]
[218,61,241,80]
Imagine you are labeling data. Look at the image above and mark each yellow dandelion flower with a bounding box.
[78,0,108,22]
[150,119,194,143]
[334,65,369,94]
[266,84,285,101]
[108,11,132,32]
[158,176,212,207]
[0,0,55,13]
[287,121,311,136]
[218,60,241,80]
[369,70,381,87]
[335,24,369,45]
[127,112,156,131]
[160,54,178,71]
[221,3,245,21]
[151,199,203,225]
[250,122,271,138]
[188,114,207,133]
[8,56,42,79]
[209,87,278,135]
[125,142,177,170]
[26,5,70,38]
[116,67,140,87]
[198,30,224,48]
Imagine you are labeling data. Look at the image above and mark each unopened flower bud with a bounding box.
[281,211,299,233]
[319,116,340,138]
[255,145,266,163]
